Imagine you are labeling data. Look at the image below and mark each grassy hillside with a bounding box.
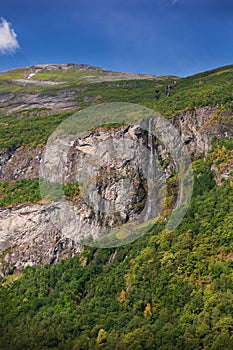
[1,65,233,149]
[1,63,232,117]
[0,64,233,349]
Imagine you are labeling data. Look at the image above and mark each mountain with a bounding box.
[0,63,232,349]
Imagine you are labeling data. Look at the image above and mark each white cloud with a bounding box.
[0,18,20,54]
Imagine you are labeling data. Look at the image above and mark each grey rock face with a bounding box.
[0,146,43,181]
[211,162,233,185]
[0,89,81,115]
[0,107,232,276]
[0,203,82,278]
[0,122,164,275]
[172,106,232,158]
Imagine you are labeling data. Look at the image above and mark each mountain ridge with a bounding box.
[0,63,169,88]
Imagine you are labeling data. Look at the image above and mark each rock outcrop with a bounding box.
[0,146,43,181]
[172,106,232,158]
[0,203,82,277]
[0,89,81,115]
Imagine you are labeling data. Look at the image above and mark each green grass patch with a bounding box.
[33,68,102,82]
[74,78,173,111]
[0,179,80,206]
[0,68,28,81]
[0,111,73,149]
[0,179,41,206]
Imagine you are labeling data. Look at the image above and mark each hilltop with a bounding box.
[0,63,165,87]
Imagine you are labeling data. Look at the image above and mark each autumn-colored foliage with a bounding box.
[117,289,126,303]
[144,303,152,318]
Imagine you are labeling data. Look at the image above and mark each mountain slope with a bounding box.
[0,63,232,349]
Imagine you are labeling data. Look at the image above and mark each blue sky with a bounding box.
[0,0,233,76]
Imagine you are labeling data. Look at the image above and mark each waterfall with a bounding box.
[146,117,154,220]
[148,117,154,170]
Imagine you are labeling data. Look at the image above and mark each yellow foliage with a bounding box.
[144,303,152,318]
[96,329,107,344]
[130,258,135,265]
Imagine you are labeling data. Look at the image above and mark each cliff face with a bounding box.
[0,106,232,276]
[172,106,232,158]
[0,203,82,276]
[1,106,231,182]
[0,146,43,181]
[0,122,158,277]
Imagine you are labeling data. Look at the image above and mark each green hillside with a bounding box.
[0,65,233,148]
[0,64,233,349]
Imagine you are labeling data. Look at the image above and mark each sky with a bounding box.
[0,0,233,77]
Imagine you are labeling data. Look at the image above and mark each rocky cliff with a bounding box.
[1,106,231,181]
[0,104,232,277]
[172,106,232,158]
[0,121,159,276]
